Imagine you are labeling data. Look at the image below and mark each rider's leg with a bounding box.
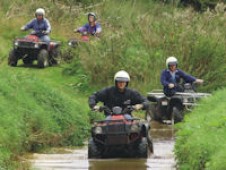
[124,114,132,120]
[39,35,50,43]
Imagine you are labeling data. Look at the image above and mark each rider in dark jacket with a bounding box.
[89,70,149,119]
[161,56,204,96]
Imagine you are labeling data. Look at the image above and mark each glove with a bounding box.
[92,105,100,111]
[133,104,144,111]
[20,26,26,31]
[168,83,175,89]
[42,31,49,35]
[30,31,37,35]
[195,79,204,84]
[74,29,79,33]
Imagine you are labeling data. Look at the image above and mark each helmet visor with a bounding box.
[168,62,177,67]
[115,77,129,82]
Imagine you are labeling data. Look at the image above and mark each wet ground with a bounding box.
[30,121,176,170]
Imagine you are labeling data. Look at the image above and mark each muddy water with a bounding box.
[30,121,176,170]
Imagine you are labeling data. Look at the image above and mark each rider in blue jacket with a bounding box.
[21,8,51,43]
[161,56,204,96]
[75,12,102,36]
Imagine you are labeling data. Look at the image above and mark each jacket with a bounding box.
[24,18,51,37]
[78,22,102,35]
[88,86,149,115]
[161,69,196,96]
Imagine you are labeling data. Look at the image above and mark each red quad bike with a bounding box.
[68,31,90,48]
[146,83,211,124]
[8,34,61,68]
[88,106,153,159]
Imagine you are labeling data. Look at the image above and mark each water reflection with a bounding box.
[89,159,147,170]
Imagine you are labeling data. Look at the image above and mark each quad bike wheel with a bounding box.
[88,138,101,159]
[146,103,163,122]
[8,49,18,67]
[50,47,61,65]
[147,133,154,154]
[137,137,148,158]
[145,104,155,122]
[37,49,49,68]
[172,104,184,123]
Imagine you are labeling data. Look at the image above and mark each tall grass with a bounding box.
[67,0,226,93]
[0,68,90,169]
[174,88,226,169]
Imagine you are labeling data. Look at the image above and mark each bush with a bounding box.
[175,89,226,169]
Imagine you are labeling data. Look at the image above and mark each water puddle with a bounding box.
[30,121,176,170]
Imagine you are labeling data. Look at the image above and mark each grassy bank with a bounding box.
[0,1,91,168]
[174,89,226,169]
[0,65,91,169]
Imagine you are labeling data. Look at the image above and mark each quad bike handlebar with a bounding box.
[93,105,136,115]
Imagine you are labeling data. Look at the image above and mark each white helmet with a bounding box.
[35,8,45,16]
[166,56,178,68]
[88,12,97,21]
[114,70,130,84]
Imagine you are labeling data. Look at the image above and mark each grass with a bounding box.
[174,88,226,170]
[67,0,226,94]
[0,62,91,169]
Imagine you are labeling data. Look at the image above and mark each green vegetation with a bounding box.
[175,89,226,170]
[0,0,226,169]
[72,0,226,93]
[0,66,91,169]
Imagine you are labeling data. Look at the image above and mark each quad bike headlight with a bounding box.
[131,124,139,132]
[14,41,19,47]
[95,127,103,134]
[34,43,39,48]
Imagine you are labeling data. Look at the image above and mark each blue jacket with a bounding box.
[78,22,102,35]
[161,69,196,96]
[24,18,51,37]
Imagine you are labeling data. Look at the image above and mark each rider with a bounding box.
[21,8,51,43]
[88,70,149,119]
[161,56,204,96]
[75,12,102,37]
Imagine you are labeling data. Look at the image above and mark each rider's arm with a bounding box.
[77,23,88,33]
[160,69,172,87]
[22,19,36,30]
[95,23,102,34]
[178,69,196,83]
[44,18,51,34]
[88,87,109,109]
[131,90,149,110]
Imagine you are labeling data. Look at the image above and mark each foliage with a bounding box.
[70,0,226,93]
[0,68,90,169]
[174,89,226,170]
[178,0,226,11]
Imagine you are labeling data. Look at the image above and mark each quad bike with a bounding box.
[68,31,90,48]
[8,32,61,68]
[88,105,153,159]
[146,83,211,124]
